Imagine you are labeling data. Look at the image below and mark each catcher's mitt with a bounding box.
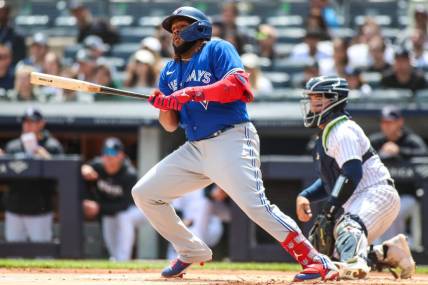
[308,213,335,257]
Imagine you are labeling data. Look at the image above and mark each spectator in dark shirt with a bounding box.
[4,107,64,242]
[70,1,119,46]
[212,2,248,54]
[81,137,146,261]
[0,2,25,65]
[370,106,427,248]
[0,43,14,95]
[381,46,426,93]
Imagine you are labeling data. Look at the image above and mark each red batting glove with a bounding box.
[148,90,191,111]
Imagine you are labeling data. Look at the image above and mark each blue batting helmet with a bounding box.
[301,76,349,128]
[162,6,212,42]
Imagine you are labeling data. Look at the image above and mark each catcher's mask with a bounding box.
[301,76,349,128]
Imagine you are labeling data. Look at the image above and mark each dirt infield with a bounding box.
[1,269,428,285]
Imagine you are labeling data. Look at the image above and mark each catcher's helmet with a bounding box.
[162,6,212,42]
[301,76,349,128]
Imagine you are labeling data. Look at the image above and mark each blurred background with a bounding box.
[0,0,428,264]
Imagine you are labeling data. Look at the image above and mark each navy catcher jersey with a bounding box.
[158,39,250,141]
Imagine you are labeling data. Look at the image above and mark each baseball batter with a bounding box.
[132,6,339,282]
[296,76,415,279]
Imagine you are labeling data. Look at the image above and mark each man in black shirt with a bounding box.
[0,3,26,65]
[70,2,119,46]
[4,107,63,242]
[81,137,146,261]
[369,105,427,248]
[380,46,426,93]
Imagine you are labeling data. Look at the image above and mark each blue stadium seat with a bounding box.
[347,0,399,28]
[119,27,156,43]
[189,1,221,17]
[63,44,83,59]
[111,43,140,62]
[263,72,291,88]
[415,89,428,107]
[276,27,305,44]
[271,57,309,74]
[109,0,142,22]
[266,15,304,28]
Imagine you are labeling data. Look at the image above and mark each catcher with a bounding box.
[296,76,416,279]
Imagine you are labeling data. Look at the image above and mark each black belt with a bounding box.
[199,125,234,141]
[362,146,376,163]
[386,178,395,188]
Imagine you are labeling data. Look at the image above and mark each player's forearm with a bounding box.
[159,110,179,132]
[187,72,254,103]
[324,159,363,216]
[299,178,328,202]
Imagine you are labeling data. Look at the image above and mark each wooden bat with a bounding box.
[30,72,150,100]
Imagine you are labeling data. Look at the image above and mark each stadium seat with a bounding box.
[266,15,304,27]
[350,89,413,106]
[271,57,310,74]
[347,0,399,28]
[63,44,83,59]
[111,43,140,62]
[361,72,382,89]
[119,27,156,43]
[415,89,428,107]
[138,16,163,27]
[189,0,221,16]
[264,72,291,88]
[276,27,305,44]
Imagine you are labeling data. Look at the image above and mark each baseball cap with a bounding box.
[394,46,410,58]
[69,0,86,11]
[76,49,97,63]
[31,32,48,46]
[22,107,44,122]
[140,37,161,53]
[381,105,402,121]
[134,49,155,65]
[241,53,259,69]
[83,35,108,52]
[102,137,124,156]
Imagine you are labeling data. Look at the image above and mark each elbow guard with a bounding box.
[324,159,363,217]
[186,71,254,103]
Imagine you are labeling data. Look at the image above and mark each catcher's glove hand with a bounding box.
[308,213,335,257]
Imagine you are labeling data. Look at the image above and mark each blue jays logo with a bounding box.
[200,101,209,110]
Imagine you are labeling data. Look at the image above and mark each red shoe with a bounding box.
[293,255,339,282]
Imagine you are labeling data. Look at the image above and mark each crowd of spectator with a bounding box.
[0,0,427,102]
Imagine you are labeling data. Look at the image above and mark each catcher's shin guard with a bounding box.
[334,214,368,262]
[367,234,416,279]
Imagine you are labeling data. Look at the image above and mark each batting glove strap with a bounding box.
[149,91,185,111]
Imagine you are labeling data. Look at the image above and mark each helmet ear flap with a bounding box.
[180,20,212,41]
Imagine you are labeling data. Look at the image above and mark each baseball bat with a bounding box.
[30,72,150,100]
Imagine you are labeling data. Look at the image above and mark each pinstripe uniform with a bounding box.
[322,118,400,243]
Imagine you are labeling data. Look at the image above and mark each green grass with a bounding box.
[0,259,427,274]
[0,259,298,271]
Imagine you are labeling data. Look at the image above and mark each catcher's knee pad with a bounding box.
[334,214,368,262]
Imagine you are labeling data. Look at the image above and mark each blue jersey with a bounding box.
[158,39,250,141]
